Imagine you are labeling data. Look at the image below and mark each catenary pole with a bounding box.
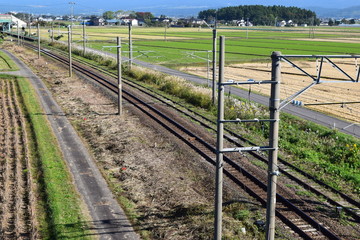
[51,21,54,43]
[214,35,225,240]
[83,20,86,55]
[212,21,217,104]
[68,25,72,77]
[17,21,19,44]
[128,22,132,69]
[37,23,40,59]
[265,51,281,240]
[117,37,122,115]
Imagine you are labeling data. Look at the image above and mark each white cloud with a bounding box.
[28,5,47,8]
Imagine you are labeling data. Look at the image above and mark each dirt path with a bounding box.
[0,77,33,239]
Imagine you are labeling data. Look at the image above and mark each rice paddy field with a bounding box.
[51,25,360,67]
[36,25,360,123]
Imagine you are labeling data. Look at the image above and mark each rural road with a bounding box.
[93,47,360,138]
[1,48,140,240]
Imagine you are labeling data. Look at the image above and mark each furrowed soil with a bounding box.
[0,76,35,239]
[4,44,268,239]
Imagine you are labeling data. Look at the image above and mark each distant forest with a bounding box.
[198,5,319,26]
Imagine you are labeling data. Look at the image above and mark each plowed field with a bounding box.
[0,77,34,239]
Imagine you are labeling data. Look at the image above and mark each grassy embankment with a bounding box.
[0,50,19,70]
[0,53,94,239]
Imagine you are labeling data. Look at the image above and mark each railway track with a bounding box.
[20,39,360,239]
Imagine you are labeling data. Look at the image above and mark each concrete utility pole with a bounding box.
[164,21,167,41]
[68,25,72,77]
[117,37,122,115]
[128,22,133,69]
[69,2,75,26]
[17,21,19,44]
[51,22,54,43]
[28,14,31,36]
[212,21,217,105]
[214,35,225,240]
[265,51,281,240]
[83,20,86,55]
[37,23,40,59]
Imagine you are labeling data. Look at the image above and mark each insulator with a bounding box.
[291,100,304,106]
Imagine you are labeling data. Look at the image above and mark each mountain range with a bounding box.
[311,5,360,18]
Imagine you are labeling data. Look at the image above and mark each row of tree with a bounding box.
[198,5,320,26]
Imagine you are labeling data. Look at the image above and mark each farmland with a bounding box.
[56,25,360,66]
[37,25,360,123]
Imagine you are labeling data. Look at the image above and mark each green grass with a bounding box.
[62,26,360,67]
[14,75,94,239]
[0,50,19,71]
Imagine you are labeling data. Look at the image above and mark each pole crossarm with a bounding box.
[281,55,360,83]
[279,81,317,110]
[184,51,212,62]
[279,54,360,110]
[281,57,317,81]
[103,45,122,48]
[323,57,358,82]
[221,146,276,153]
[220,79,275,86]
[219,118,276,123]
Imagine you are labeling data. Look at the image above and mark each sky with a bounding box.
[0,0,358,16]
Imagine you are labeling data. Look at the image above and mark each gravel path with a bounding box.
[1,48,140,240]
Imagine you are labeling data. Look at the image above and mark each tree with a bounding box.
[328,19,334,26]
[103,11,115,20]
[135,12,154,20]
[198,5,318,26]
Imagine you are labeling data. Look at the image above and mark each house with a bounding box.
[91,17,105,26]
[106,19,120,26]
[38,17,53,22]
[120,18,138,26]
[234,19,253,27]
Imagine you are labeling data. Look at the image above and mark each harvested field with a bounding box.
[0,76,34,239]
[182,59,360,123]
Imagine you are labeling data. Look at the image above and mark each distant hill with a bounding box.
[311,5,360,18]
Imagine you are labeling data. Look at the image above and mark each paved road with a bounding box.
[92,47,360,138]
[1,48,140,240]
